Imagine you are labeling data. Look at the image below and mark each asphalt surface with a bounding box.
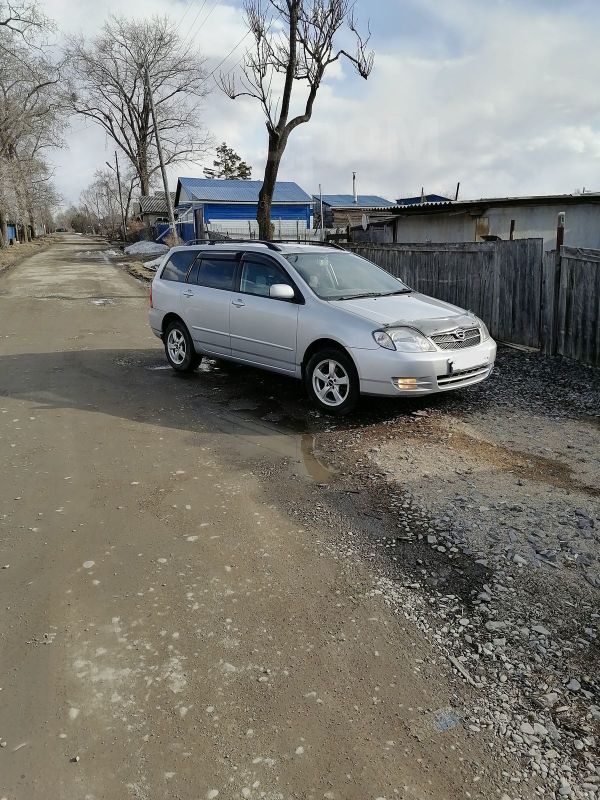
[0,235,515,800]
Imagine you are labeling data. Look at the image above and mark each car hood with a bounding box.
[331,292,477,335]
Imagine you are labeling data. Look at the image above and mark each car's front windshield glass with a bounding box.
[284,251,410,300]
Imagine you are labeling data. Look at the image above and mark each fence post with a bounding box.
[490,243,500,338]
[541,249,561,355]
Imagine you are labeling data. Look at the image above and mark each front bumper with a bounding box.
[350,339,497,397]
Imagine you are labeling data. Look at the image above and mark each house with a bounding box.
[136,192,176,227]
[355,192,600,251]
[314,194,395,229]
[174,177,313,239]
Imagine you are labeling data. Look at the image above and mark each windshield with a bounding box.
[284,251,410,300]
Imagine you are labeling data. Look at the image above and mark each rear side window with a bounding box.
[161,250,197,282]
[193,257,237,291]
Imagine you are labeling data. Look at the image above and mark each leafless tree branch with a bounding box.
[217,0,374,239]
[65,14,212,196]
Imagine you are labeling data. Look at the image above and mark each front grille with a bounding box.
[437,364,491,387]
[431,326,481,350]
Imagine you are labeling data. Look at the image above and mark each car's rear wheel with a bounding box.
[164,320,200,373]
[305,348,359,415]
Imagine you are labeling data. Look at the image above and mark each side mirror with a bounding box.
[269,283,295,301]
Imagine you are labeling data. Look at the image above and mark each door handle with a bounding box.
[231,299,245,308]
[182,290,194,297]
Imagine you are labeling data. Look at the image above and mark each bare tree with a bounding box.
[0,1,45,40]
[0,25,63,244]
[219,0,373,239]
[66,15,212,196]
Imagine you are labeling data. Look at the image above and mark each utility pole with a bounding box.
[106,153,127,242]
[114,151,127,242]
[144,63,178,243]
[319,183,325,242]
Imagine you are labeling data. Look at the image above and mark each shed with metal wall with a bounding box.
[356,193,600,252]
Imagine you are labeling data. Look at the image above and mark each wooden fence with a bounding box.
[346,239,543,349]
[346,240,600,366]
[542,247,600,366]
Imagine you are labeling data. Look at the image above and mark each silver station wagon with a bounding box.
[149,241,496,414]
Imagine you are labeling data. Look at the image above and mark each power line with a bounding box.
[204,29,252,82]
[181,0,221,49]
[173,0,197,33]
[181,0,209,44]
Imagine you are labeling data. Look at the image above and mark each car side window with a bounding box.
[240,259,291,297]
[160,250,197,282]
[193,256,237,291]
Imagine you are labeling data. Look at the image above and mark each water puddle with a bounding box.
[195,407,337,484]
[145,356,337,482]
[301,434,336,483]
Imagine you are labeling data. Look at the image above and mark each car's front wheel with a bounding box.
[164,320,200,373]
[305,348,359,415]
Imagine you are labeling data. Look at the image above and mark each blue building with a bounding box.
[174,177,313,239]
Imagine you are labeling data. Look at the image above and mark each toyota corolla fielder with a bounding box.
[149,241,496,414]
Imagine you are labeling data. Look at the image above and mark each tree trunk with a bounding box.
[0,194,7,248]
[26,200,36,240]
[257,134,285,240]
[138,138,150,196]
[10,154,30,242]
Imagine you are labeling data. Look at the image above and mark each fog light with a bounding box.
[393,377,418,390]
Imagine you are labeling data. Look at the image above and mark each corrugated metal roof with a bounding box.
[139,193,176,214]
[316,194,394,208]
[395,194,451,206]
[177,177,312,204]
[391,192,600,214]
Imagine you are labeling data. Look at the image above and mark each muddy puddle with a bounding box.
[146,355,337,484]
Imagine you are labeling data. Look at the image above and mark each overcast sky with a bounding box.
[46,0,600,206]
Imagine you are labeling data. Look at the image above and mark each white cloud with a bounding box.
[45,0,600,206]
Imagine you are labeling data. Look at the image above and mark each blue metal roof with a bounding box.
[176,177,312,204]
[316,194,395,208]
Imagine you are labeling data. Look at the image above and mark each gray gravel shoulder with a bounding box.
[308,347,599,800]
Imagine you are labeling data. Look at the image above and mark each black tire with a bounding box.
[164,320,200,373]
[304,348,359,415]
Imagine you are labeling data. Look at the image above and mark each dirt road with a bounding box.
[0,237,525,799]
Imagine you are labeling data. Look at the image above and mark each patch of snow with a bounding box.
[124,241,168,256]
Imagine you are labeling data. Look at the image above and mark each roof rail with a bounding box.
[184,237,282,251]
[273,239,346,250]
[183,237,346,251]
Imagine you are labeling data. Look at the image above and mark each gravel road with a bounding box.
[0,235,597,800]
[0,235,527,800]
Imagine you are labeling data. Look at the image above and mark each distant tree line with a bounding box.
[1,1,374,246]
[0,1,63,245]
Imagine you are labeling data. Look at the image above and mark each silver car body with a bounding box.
[149,242,496,397]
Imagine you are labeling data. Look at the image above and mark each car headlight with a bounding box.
[477,319,491,342]
[373,327,436,353]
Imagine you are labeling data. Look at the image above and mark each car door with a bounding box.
[229,253,300,373]
[156,249,199,317]
[182,253,238,357]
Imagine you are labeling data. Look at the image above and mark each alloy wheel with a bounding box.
[312,359,350,407]
[167,328,186,365]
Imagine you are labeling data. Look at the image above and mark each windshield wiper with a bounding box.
[332,290,412,301]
